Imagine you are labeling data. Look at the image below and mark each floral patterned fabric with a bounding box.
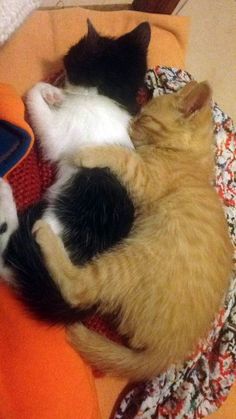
[114,67,236,419]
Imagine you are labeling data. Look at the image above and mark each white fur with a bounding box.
[42,163,78,235]
[26,82,134,163]
[0,0,41,46]
[0,178,18,281]
[0,178,18,251]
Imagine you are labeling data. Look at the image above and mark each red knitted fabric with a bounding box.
[7,143,55,210]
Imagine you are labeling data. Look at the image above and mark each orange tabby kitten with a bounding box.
[33,81,233,381]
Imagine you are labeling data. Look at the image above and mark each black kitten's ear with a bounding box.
[87,19,99,40]
[127,22,151,50]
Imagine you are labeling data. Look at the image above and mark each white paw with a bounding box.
[26,82,64,108]
[0,179,18,253]
[37,82,64,106]
[41,85,64,107]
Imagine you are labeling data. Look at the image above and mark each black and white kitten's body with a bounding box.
[28,81,133,238]
[0,21,151,324]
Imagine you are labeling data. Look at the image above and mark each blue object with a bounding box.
[0,120,32,177]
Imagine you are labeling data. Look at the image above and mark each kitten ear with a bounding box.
[178,80,198,96]
[87,19,99,40]
[127,22,151,50]
[180,82,212,117]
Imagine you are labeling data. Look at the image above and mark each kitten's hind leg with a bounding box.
[0,179,18,279]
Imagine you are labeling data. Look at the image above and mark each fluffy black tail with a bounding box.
[4,202,95,325]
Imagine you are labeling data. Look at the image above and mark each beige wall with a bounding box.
[41,1,131,7]
[176,0,236,120]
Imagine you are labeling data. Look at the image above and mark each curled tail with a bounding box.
[4,202,95,324]
[68,323,164,382]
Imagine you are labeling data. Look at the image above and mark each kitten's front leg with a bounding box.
[40,84,64,108]
[72,146,152,206]
[26,82,64,125]
[32,220,98,306]
[26,83,65,161]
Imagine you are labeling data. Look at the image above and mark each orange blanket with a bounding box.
[0,285,100,419]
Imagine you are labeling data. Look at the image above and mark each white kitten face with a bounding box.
[26,82,134,164]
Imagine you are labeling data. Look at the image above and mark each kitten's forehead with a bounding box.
[143,93,177,114]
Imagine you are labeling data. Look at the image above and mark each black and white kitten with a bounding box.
[0,21,151,324]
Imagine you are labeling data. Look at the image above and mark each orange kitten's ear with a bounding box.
[179,82,212,117]
[179,80,198,95]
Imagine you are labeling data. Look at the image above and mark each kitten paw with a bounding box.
[32,219,54,244]
[32,219,65,264]
[27,82,64,107]
[40,84,64,107]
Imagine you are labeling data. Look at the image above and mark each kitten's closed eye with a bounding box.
[143,115,154,124]
[139,114,153,123]
[133,114,153,129]
[138,115,163,133]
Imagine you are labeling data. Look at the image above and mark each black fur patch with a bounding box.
[64,21,151,114]
[4,169,134,325]
[54,167,135,265]
[4,201,96,324]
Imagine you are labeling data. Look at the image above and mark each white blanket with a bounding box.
[0,0,41,45]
